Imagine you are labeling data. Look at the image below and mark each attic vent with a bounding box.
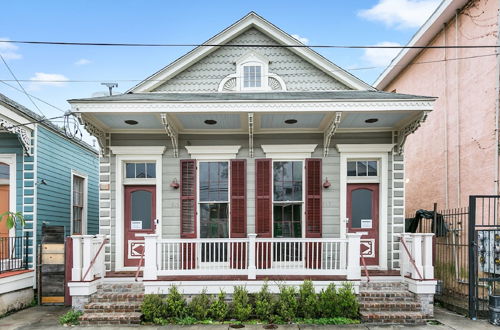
[268,77,283,90]
[223,77,237,91]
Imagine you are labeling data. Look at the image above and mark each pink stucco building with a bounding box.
[375,0,500,212]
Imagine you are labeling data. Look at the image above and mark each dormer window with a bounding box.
[218,51,286,92]
[243,65,262,88]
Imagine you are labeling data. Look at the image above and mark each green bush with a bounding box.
[165,286,188,319]
[337,282,359,319]
[298,280,318,318]
[317,283,340,318]
[276,285,298,322]
[232,286,252,321]
[58,309,83,325]
[209,290,229,321]
[141,294,167,323]
[188,289,212,320]
[254,282,274,322]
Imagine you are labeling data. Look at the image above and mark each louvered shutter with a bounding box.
[255,159,272,237]
[306,158,322,269]
[230,159,246,238]
[180,160,196,238]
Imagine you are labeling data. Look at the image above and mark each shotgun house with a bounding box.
[67,12,437,316]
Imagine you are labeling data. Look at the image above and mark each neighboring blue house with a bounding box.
[0,92,99,314]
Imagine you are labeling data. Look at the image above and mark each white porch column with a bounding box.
[143,234,158,281]
[346,233,362,280]
[81,235,94,281]
[247,234,257,280]
[420,233,434,279]
[399,234,409,278]
[410,234,424,280]
[71,236,83,281]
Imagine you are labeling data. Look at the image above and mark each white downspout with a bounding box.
[455,10,461,207]
[495,0,500,196]
[444,23,449,209]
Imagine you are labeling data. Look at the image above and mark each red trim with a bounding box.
[64,237,73,306]
[230,159,247,238]
[180,160,197,239]
[0,269,33,279]
[305,158,322,238]
[255,159,272,238]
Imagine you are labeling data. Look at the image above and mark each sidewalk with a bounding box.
[0,306,497,329]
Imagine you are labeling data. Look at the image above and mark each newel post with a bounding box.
[71,235,83,281]
[247,234,257,280]
[421,233,434,279]
[410,234,424,280]
[81,235,94,281]
[143,234,158,281]
[346,233,362,280]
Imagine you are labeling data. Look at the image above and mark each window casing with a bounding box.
[243,65,262,88]
[72,175,85,235]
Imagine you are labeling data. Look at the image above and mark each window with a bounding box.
[125,162,156,178]
[243,65,262,88]
[72,175,85,235]
[273,161,303,238]
[347,160,378,177]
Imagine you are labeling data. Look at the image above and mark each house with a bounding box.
[0,93,99,314]
[374,0,499,212]
[67,12,437,323]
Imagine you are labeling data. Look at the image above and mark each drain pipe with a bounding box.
[455,10,462,206]
[444,23,450,209]
[495,0,500,196]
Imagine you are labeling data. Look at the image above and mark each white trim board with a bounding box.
[261,144,317,159]
[70,170,88,235]
[185,145,241,160]
[110,146,166,155]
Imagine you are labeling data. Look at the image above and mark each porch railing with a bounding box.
[399,233,434,280]
[0,233,29,273]
[144,233,363,280]
[71,235,107,281]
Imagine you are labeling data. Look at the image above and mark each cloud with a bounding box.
[28,72,69,91]
[0,38,22,60]
[358,0,441,29]
[291,34,309,45]
[363,41,401,67]
[75,58,91,66]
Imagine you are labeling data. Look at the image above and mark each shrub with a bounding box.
[337,282,359,319]
[188,289,212,320]
[276,285,298,322]
[209,290,229,321]
[232,286,252,321]
[58,309,83,325]
[298,280,318,318]
[141,294,167,323]
[165,286,188,319]
[317,283,340,318]
[254,282,274,322]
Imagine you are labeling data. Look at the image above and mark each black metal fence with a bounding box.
[0,233,29,273]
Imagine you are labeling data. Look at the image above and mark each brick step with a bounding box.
[360,301,421,312]
[360,311,426,325]
[89,293,144,303]
[84,301,141,313]
[79,312,142,325]
[359,291,415,301]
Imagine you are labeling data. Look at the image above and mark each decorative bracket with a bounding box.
[73,112,106,155]
[323,112,342,157]
[248,113,254,158]
[160,113,179,158]
[395,111,429,155]
[0,117,32,156]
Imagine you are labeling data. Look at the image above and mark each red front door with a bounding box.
[347,183,379,266]
[124,185,156,267]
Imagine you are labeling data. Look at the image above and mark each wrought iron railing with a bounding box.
[0,233,29,273]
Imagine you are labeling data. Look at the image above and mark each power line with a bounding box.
[0,80,66,113]
[1,39,499,49]
[5,114,67,129]
[0,54,46,116]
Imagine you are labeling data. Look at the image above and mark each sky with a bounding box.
[0,0,442,145]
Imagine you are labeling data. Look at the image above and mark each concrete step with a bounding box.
[84,301,141,313]
[97,283,144,294]
[358,290,416,302]
[360,301,422,312]
[79,312,142,325]
[360,311,427,325]
[89,293,144,303]
[360,281,408,291]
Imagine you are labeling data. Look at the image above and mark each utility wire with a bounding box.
[0,53,46,116]
[1,39,500,49]
[0,80,66,113]
[5,114,68,129]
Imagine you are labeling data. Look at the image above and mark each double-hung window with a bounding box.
[72,175,85,235]
[243,65,262,88]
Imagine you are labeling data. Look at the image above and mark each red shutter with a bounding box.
[255,159,272,237]
[306,158,322,269]
[180,160,196,238]
[230,159,246,238]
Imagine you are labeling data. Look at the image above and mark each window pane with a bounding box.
[199,162,209,201]
[146,163,156,178]
[368,161,377,176]
[130,190,152,230]
[255,66,261,87]
[357,161,367,176]
[125,163,135,178]
[347,161,356,176]
[200,203,228,238]
[199,162,228,202]
[274,161,302,202]
[273,204,302,238]
[0,163,9,179]
[136,163,146,178]
[351,189,372,228]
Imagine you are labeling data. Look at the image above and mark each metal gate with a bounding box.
[469,195,500,319]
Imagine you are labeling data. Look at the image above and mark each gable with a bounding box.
[152,28,351,93]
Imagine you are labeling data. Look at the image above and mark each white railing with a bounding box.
[143,233,363,280]
[71,235,107,282]
[400,233,434,280]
